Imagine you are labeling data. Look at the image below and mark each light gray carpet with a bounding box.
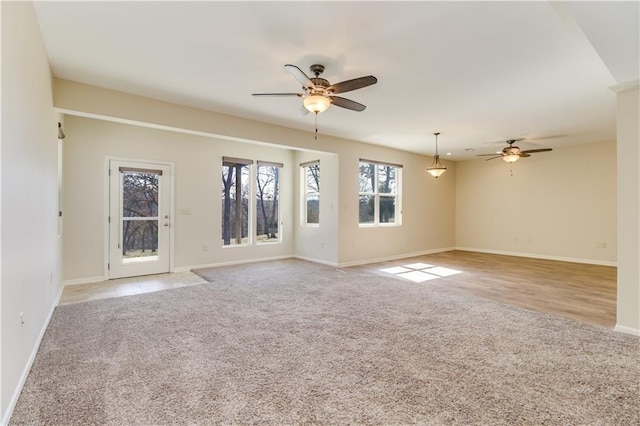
[10,259,640,425]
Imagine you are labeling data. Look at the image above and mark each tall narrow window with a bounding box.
[359,160,402,226]
[256,161,282,244]
[222,157,252,246]
[301,161,320,225]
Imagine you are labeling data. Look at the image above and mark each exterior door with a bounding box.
[109,160,171,279]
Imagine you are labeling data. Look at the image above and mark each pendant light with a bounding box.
[303,94,331,114]
[303,94,331,140]
[426,132,447,178]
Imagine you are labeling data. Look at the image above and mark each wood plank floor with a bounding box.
[353,250,617,328]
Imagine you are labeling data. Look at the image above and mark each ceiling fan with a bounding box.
[252,64,377,116]
[477,139,552,163]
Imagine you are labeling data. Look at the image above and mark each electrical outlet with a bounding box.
[20,312,24,325]
[202,244,209,252]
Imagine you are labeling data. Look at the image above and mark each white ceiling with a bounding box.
[33,1,638,160]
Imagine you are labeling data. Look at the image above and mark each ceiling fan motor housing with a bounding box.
[505,146,520,154]
[310,77,330,89]
[309,64,325,76]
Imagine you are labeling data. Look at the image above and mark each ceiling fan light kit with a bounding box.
[252,63,377,139]
[303,94,330,114]
[477,139,552,165]
[503,151,520,163]
[426,132,447,179]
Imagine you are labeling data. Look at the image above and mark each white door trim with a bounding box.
[104,156,175,279]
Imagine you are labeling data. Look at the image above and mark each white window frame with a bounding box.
[300,160,320,227]
[358,159,402,227]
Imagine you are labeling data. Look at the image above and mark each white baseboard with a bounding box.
[293,255,339,267]
[455,247,617,267]
[614,324,640,336]
[62,275,106,286]
[337,247,456,268]
[1,284,63,426]
[174,255,293,272]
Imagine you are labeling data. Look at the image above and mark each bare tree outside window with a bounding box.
[302,163,320,225]
[256,164,281,243]
[222,160,250,246]
[359,161,401,225]
[121,171,159,259]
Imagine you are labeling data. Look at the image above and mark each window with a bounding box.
[222,157,252,246]
[256,161,282,244]
[301,161,320,225]
[359,160,401,226]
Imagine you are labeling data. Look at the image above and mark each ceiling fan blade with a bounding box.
[330,96,366,111]
[520,148,553,154]
[251,93,303,97]
[328,75,377,94]
[519,153,531,158]
[285,64,316,89]
[297,105,310,117]
[483,156,502,161]
[477,153,502,157]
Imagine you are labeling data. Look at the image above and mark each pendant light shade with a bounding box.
[303,94,331,114]
[503,148,520,163]
[426,132,447,178]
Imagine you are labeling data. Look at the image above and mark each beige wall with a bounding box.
[54,79,457,270]
[615,85,640,333]
[337,144,456,266]
[293,150,340,265]
[63,116,296,282]
[1,2,60,422]
[456,140,617,265]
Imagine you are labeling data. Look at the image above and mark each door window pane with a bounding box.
[122,220,159,261]
[122,172,159,217]
[121,170,160,262]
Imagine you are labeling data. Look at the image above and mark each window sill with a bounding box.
[358,223,401,228]
[221,244,250,249]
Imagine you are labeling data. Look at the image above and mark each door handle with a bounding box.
[163,222,169,227]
